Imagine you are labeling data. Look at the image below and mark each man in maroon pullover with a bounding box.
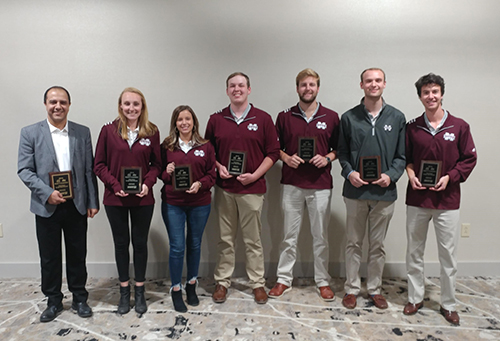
[205,72,280,304]
[404,73,477,325]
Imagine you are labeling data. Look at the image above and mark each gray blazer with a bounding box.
[18,119,99,218]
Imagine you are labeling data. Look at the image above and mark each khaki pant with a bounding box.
[406,206,460,311]
[344,197,395,295]
[276,185,332,287]
[214,186,265,289]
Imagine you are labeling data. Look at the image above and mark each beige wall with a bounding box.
[1,0,498,278]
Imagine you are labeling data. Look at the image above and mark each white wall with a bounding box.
[1,0,498,279]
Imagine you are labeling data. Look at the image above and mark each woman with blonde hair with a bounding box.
[94,87,161,314]
[160,105,215,312]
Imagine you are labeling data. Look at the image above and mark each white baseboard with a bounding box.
[1,261,498,279]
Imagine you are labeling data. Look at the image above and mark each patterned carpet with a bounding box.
[0,276,499,340]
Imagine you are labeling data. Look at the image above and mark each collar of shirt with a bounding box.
[424,109,448,135]
[179,139,194,153]
[361,97,386,122]
[47,119,69,134]
[230,104,251,125]
[127,126,140,148]
[298,102,320,123]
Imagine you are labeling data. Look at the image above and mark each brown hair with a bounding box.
[226,72,250,88]
[296,68,320,87]
[117,87,157,140]
[360,68,386,82]
[161,105,207,151]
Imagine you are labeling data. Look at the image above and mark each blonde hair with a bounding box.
[296,68,320,87]
[117,87,157,140]
[161,105,207,151]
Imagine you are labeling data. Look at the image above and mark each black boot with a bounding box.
[134,285,147,314]
[171,290,187,312]
[117,285,131,314]
[185,282,199,306]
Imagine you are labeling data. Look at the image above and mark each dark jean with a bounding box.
[161,202,211,288]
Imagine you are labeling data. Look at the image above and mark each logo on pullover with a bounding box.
[384,125,392,131]
[194,150,205,157]
[139,138,151,146]
[316,121,327,130]
[248,123,258,131]
[443,132,455,141]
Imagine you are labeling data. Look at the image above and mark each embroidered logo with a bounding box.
[443,132,455,141]
[248,123,258,131]
[316,121,327,130]
[472,148,476,153]
[384,125,392,131]
[194,150,205,157]
[139,138,151,146]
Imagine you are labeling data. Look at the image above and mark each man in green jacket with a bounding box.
[337,68,406,310]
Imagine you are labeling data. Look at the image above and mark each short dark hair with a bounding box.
[226,72,250,88]
[44,86,71,104]
[415,73,445,97]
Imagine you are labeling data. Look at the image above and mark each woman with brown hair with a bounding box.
[160,105,215,312]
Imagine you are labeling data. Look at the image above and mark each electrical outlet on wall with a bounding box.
[461,223,471,238]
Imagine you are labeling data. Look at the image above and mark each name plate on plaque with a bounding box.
[121,167,142,194]
[174,165,192,191]
[49,171,74,199]
[419,160,442,187]
[228,150,247,175]
[359,155,381,182]
[298,136,317,161]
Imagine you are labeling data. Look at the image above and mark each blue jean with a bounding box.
[161,202,211,288]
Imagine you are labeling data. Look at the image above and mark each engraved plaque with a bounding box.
[359,156,381,182]
[174,165,192,191]
[49,171,74,199]
[121,167,142,194]
[419,160,442,187]
[298,136,317,161]
[228,150,247,175]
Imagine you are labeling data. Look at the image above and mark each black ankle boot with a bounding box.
[171,290,187,312]
[134,285,147,314]
[118,285,131,314]
[185,282,199,306]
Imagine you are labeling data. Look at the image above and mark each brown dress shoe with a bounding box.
[253,287,268,304]
[318,286,335,302]
[342,294,357,309]
[212,284,227,303]
[269,283,291,298]
[440,306,460,325]
[403,301,423,315]
[369,294,388,309]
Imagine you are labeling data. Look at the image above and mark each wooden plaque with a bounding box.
[359,156,381,182]
[121,167,142,194]
[49,171,74,199]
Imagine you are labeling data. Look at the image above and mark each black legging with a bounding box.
[105,205,154,283]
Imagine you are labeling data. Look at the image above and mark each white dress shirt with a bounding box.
[48,119,71,172]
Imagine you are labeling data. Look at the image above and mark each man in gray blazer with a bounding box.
[18,86,99,323]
